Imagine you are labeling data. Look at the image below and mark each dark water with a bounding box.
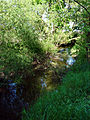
[0,78,28,120]
[0,48,76,120]
[21,48,76,102]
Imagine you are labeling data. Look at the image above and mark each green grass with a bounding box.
[22,61,90,120]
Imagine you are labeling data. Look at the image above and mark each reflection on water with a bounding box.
[0,47,76,107]
[8,82,17,103]
[0,47,76,119]
[41,78,47,88]
[39,48,76,90]
[0,79,25,120]
[66,56,76,66]
[22,47,76,100]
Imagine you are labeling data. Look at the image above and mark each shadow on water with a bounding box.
[0,78,24,120]
[22,47,76,103]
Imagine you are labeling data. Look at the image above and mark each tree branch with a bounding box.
[73,0,90,15]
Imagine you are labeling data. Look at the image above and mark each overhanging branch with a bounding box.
[74,0,90,15]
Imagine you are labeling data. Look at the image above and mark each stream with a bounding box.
[0,47,76,120]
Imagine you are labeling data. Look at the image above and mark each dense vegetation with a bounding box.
[0,0,90,120]
[22,61,90,120]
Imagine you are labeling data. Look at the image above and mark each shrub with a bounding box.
[0,0,45,81]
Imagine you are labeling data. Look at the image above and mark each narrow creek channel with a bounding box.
[0,47,76,120]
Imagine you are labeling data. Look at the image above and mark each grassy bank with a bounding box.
[22,60,90,120]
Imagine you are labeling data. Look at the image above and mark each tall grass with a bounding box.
[22,61,90,120]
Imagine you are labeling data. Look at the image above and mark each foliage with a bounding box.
[0,0,45,81]
[0,0,90,119]
[22,61,90,120]
[0,0,89,81]
[0,0,78,81]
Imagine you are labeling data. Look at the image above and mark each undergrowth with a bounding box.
[22,61,90,120]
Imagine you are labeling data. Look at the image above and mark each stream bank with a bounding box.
[0,46,76,120]
[22,60,90,120]
[21,47,76,103]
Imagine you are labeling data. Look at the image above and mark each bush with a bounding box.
[0,0,75,81]
[0,0,45,81]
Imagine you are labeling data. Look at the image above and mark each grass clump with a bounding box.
[22,61,90,120]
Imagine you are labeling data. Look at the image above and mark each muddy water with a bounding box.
[22,48,76,103]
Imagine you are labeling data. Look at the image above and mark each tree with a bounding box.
[73,0,90,61]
